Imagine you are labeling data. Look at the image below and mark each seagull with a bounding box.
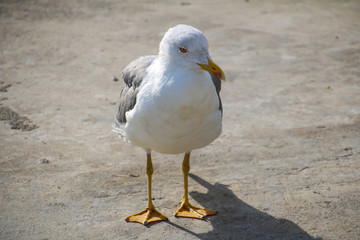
[114,24,225,225]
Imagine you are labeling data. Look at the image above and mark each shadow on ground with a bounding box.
[167,173,320,240]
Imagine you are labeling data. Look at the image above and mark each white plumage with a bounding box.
[115,24,223,154]
[114,24,225,225]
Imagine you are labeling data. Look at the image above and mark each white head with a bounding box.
[159,24,225,80]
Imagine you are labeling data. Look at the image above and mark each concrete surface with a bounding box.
[1,0,359,239]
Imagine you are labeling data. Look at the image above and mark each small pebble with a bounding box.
[41,159,50,164]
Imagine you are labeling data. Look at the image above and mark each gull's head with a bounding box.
[159,24,225,81]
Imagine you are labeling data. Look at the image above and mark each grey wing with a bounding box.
[210,74,223,115]
[116,55,156,123]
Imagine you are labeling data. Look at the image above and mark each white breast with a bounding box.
[124,65,222,154]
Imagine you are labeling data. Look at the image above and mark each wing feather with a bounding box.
[116,55,156,124]
[210,74,223,115]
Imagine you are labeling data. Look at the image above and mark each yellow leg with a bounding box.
[174,153,216,219]
[125,153,167,225]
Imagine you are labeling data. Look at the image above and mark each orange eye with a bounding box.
[179,47,187,53]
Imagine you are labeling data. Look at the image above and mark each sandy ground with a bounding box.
[1,0,360,239]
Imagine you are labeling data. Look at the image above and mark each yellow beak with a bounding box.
[197,57,226,81]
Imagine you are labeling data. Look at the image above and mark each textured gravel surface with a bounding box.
[1,1,359,239]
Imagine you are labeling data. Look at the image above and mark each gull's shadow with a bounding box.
[168,173,321,240]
